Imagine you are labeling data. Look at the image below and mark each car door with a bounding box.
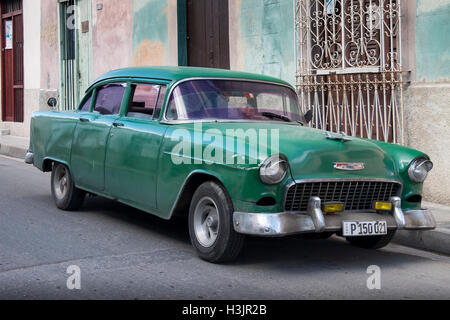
[71,83,126,192]
[105,82,168,211]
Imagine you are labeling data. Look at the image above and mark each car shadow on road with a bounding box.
[81,195,191,243]
[80,196,431,271]
[235,236,425,272]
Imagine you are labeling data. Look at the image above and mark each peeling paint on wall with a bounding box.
[92,0,133,78]
[132,0,170,66]
[415,0,450,82]
[238,0,295,85]
[40,0,59,90]
[416,0,449,14]
[133,39,167,66]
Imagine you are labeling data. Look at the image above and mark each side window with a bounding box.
[153,86,167,119]
[94,84,125,115]
[80,94,92,111]
[127,84,160,120]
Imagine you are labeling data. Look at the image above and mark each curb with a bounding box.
[393,227,450,256]
[0,143,27,160]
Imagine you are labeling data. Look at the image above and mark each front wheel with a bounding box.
[51,163,86,211]
[346,229,396,249]
[188,181,245,263]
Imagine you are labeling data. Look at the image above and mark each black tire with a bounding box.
[346,229,396,249]
[51,163,86,211]
[188,181,245,263]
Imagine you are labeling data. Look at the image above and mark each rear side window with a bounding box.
[94,84,126,115]
[127,84,160,120]
[80,95,92,111]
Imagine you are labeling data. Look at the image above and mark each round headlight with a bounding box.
[408,158,433,183]
[259,155,288,185]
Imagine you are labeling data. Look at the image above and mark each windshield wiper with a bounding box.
[261,112,292,123]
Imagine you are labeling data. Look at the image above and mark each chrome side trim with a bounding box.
[24,152,34,165]
[159,119,301,125]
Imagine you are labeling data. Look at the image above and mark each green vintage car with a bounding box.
[26,67,435,262]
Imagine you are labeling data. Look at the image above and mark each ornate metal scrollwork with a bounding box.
[295,0,404,144]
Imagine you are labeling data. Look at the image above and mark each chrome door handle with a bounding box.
[79,117,90,122]
[113,122,124,127]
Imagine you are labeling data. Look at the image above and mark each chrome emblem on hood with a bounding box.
[334,162,365,171]
[325,132,353,142]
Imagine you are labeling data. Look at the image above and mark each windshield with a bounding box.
[166,80,304,123]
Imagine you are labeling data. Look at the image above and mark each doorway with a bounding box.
[186,0,229,69]
[59,0,78,110]
[1,0,23,122]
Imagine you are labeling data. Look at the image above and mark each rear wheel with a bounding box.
[346,229,396,249]
[188,181,245,263]
[51,163,86,211]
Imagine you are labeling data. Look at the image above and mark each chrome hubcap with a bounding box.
[193,197,220,248]
[53,166,69,200]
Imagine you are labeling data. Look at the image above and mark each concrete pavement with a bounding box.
[0,155,450,299]
[395,202,450,255]
[0,134,449,257]
[0,135,29,159]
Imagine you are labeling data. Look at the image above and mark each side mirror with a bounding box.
[47,97,58,108]
[304,109,313,123]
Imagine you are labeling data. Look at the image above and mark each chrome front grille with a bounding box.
[284,180,402,212]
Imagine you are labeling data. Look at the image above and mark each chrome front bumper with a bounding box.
[233,196,436,236]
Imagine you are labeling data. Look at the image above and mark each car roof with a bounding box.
[88,66,293,92]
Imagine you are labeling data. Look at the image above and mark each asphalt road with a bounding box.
[0,155,449,300]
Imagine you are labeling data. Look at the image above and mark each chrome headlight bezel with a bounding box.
[259,155,289,185]
[408,157,433,183]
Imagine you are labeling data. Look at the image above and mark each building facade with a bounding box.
[0,0,449,205]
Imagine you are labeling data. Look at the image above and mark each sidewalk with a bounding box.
[0,134,449,256]
[394,202,450,255]
[0,134,29,159]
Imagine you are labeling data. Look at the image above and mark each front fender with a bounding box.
[370,140,430,210]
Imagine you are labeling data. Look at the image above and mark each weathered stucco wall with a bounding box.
[91,0,133,78]
[230,0,296,85]
[132,0,178,67]
[40,0,59,90]
[40,0,59,115]
[415,0,450,82]
[404,83,450,205]
[404,0,450,205]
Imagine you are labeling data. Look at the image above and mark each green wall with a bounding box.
[415,0,450,82]
[240,0,296,85]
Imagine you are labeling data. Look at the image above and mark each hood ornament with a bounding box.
[334,162,365,171]
[325,131,353,142]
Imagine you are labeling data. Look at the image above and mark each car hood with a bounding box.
[196,122,401,180]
